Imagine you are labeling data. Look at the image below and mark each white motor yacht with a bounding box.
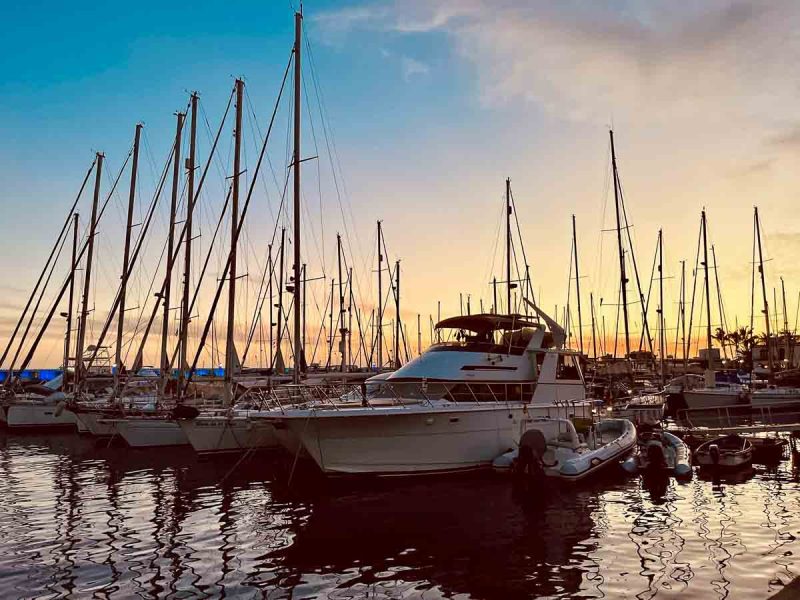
[265,304,594,476]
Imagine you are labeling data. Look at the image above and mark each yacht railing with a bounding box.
[252,380,591,415]
[676,404,800,432]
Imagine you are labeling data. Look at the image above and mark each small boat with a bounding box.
[610,394,665,426]
[682,383,749,410]
[493,417,636,482]
[749,436,788,463]
[694,434,752,468]
[750,386,800,407]
[621,429,692,478]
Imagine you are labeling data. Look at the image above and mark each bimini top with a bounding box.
[435,313,541,334]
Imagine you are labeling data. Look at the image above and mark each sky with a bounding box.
[2,0,800,368]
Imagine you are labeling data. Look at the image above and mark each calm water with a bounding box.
[1,432,799,599]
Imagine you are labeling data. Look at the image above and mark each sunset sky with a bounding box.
[2,0,800,368]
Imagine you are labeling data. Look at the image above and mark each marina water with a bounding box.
[1,430,798,599]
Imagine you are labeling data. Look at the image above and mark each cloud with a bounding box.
[769,125,800,149]
[401,56,430,81]
[315,1,800,124]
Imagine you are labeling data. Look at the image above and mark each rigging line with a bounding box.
[243,88,278,223]
[638,236,659,352]
[686,216,703,361]
[565,239,574,336]
[118,88,235,375]
[509,186,535,304]
[12,149,133,375]
[750,215,757,333]
[0,158,95,370]
[182,58,292,389]
[303,33,367,280]
[113,171,191,356]
[613,281,621,359]
[241,235,279,364]
[298,59,327,275]
[712,245,730,336]
[482,198,506,302]
[83,104,193,373]
[12,222,71,369]
[594,147,613,300]
[616,171,653,354]
[305,36,359,254]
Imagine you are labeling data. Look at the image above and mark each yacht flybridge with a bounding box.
[264,304,594,476]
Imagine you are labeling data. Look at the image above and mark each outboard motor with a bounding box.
[514,429,548,490]
[646,439,668,470]
[709,443,721,466]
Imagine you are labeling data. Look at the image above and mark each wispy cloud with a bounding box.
[769,125,800,149]
[316,1,800,124]
[401,56,430,82]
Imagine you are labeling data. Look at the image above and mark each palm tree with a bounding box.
[713,327,728,359]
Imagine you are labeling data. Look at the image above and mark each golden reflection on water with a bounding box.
[1,430,800,599]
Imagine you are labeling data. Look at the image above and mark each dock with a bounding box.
[667,404,800,438]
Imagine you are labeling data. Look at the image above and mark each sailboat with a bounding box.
[681,210,747,410]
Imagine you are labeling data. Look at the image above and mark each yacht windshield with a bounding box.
[370,381,456,401]
[430,327,544,356]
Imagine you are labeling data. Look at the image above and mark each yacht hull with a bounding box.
[5,403,77,430]
[271,402,590,476]
[682,390,744,410]
[750,390,800,407]
[114,419,189,448]
[179,416,279,455]
[74,412,119,437]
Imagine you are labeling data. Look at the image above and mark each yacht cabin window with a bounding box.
[556,354,581,380]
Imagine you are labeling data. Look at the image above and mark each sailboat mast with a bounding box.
[64,213,79,379]
[680,260,687,370]
[292,10,303,384]
[710,244,727,361]
[782,276,790,364]
[572,214,583,354]
[337,233,346,373]
[395,260,401,369]
[347,266,353,368]
[267,244,273,367]
[658,229,665,384]
[506,178,512,314]
[178,92,198,398]
[701,209,713,369]
[376,220,383,370]
[609,130,630,358]
[417,314,421,356]
[75,152,104,393]
[114,123,142,395]
[161,112,184,395]
[755,206,773,379]
[275,228,286,370]
[590,292,598,359]
[302,263,307,366]
[224,79,243,405]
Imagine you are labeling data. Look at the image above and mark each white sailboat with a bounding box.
[2,384,78,431]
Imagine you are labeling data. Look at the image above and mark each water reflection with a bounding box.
[2,430,800,598]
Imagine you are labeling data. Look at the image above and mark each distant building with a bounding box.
[751,336,800,370]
